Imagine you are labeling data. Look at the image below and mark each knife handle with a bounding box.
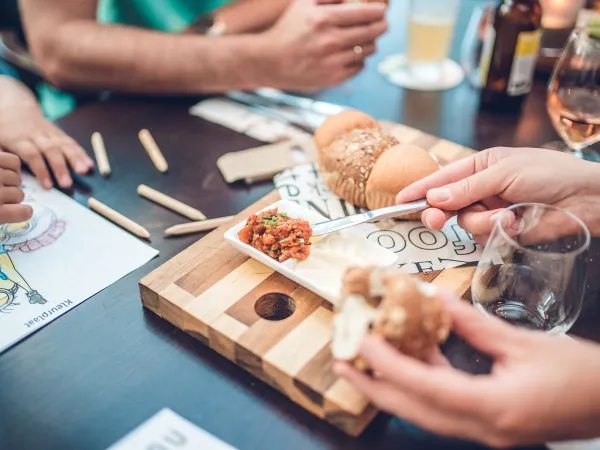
[369,199,430,221]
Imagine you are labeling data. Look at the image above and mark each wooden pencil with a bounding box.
[138,129,168,173]
[137,184,206,221]
[164,216,234,236]
[91,132,111,177]
[88,197,151,240]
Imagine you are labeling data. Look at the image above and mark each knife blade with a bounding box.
[310,200,430,237]
[253,88,347,116]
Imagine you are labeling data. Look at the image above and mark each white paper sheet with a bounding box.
[108,408,237,450]
[0,174,159,353]
[274,163,498,273]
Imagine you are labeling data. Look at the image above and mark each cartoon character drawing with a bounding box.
[0,198,65,314]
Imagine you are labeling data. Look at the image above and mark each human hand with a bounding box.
[0,90,94,190]
[0,153,33,224]
[264,0,388,90]
[335,291,600,448]
[396,147,600,244]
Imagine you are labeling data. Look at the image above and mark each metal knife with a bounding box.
[311,200,430,237]
[253,88,347,116]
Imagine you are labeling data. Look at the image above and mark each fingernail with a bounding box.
[43,179,52,190]
[490,211,510,228]
[60,176,72,187]
[423,215,432,229]
[428,188,450,203]
[77,162,89,173]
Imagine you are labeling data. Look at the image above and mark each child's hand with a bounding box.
[0,153,33,224]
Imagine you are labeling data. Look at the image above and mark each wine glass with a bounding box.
[472,203,590,333]
[545,28,600,162]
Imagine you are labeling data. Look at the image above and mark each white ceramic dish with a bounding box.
[224,200,398,305]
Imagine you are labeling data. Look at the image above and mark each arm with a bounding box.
[20,0,388,94]
[0,76,93,189]
[19,0,273,93]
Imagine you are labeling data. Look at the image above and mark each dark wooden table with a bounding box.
[1,1,599,449]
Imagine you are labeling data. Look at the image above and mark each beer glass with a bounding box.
[379,0,464,91]
[472,203,590,333]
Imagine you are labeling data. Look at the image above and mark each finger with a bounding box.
[396,154,480,204]
[58,139,92,174]
[457,205,513,236]
[335,363,490,442]
[425,165,510,211]
[319,3,386,27]
[426,347,451,367]
[330,62,364,85]
[43,147,72,188]
[11,141,53,189]
[0,204,33,223]
[480,196,511,211]
[338,19,387,46]
[0,187,26,205]
[420,208,454,230]
[437,290,527,357]
[0,169,22,187]
[358,336,480,411]
[472,234,489,246]
[0,152,22,173]
[338,43,376,66]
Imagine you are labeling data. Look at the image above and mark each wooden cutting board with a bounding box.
[139,122,477,436]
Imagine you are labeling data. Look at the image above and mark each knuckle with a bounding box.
[319,36,339,55]
[311,11,330,29]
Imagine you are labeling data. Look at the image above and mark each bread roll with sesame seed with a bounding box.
[316,111,398,208]
[314,110,379,151]
[315,111,438,212]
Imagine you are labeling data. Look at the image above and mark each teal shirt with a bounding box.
[40,0,231,119]
[97,0,230,31]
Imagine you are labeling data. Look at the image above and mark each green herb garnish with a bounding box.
[279,213,288,217]
[279,238,290,244]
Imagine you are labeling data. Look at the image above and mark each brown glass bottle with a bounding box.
[479,0,542,111]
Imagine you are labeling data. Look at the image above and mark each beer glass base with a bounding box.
[378,54,464,91]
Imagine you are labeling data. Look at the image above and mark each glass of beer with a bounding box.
[379,0,464,91]
[544,28,600,161]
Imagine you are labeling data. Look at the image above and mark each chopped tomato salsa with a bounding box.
[238,208,312,262]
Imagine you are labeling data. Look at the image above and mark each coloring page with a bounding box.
[0,174,158,353]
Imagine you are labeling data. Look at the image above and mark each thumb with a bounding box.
[437,290,524,358]
[426,166,506,211]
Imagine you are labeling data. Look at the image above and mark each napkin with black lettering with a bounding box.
[274,163,498,273]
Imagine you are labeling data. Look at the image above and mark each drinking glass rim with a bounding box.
[495,203,591,257]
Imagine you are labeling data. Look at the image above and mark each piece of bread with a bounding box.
[314,109,379,151]
[332,268,451,372]
[316,111,398,207]
[315,110,438,212]
[366,143,440,218]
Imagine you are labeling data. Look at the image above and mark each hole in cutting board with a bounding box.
[255,293,296,321]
